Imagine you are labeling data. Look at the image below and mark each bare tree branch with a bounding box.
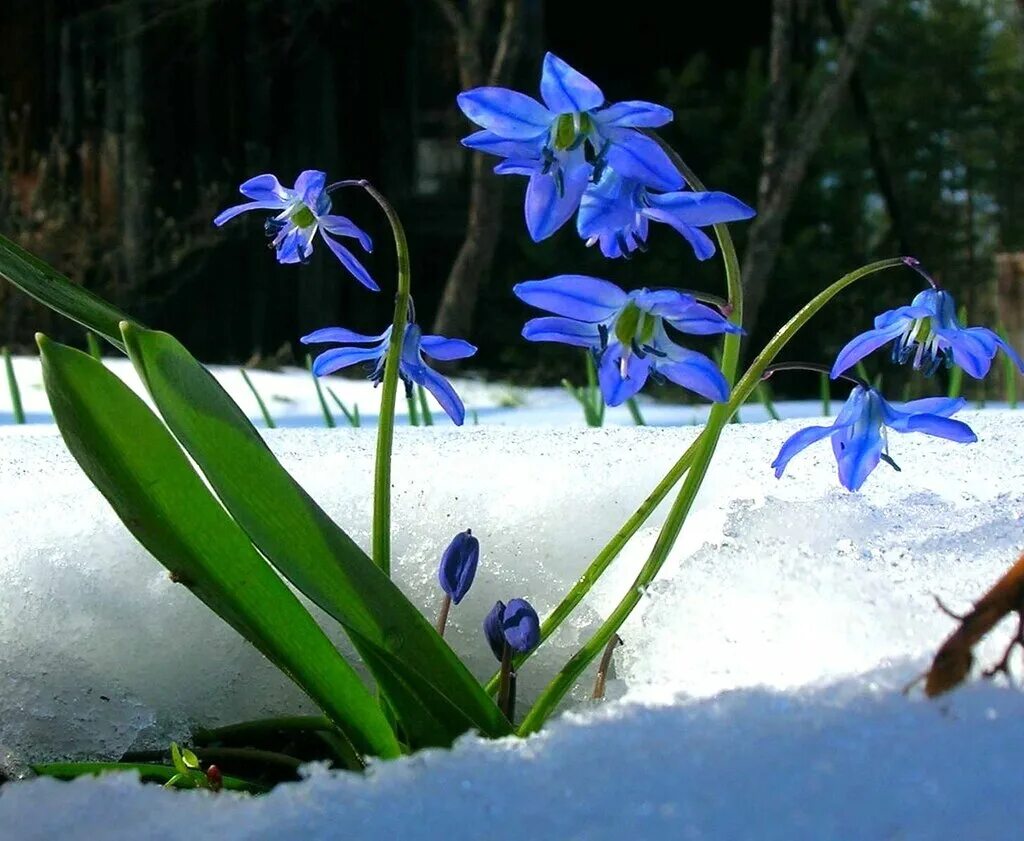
[488,0,523,86]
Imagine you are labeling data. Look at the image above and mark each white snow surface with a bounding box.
[3,413,1024,838]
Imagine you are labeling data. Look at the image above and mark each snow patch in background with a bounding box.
[3,413,1024,837]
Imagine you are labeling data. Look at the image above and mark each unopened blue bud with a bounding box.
[438,529,479,605]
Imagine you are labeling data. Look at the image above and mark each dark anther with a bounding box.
[597,323,609,351]
[631,340,647,360]
[642,344,667,358]
[880,452,902,472]
[616,232,631,257]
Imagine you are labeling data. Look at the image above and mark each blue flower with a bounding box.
[577,170,755,260]
[514,275,741,406]
[301,323,476,425]
[214,170,377,290]
[772,386,977,491]
[483,598,541,661]
[458,52,682,241]
[831,287,1024,380]
[438,529,479,605]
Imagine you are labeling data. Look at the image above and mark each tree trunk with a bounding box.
[741,0,882,343]
[120,0,149,300]
[430,0,523,339]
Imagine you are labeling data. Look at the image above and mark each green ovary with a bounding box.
[289,205,317,228]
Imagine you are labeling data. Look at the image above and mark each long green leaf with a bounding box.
[33,762,267,793]
[120,324,510,742]
[0,235,133,349]
[38,335,400,759]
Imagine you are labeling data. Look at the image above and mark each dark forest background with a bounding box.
[3,0,1024,399]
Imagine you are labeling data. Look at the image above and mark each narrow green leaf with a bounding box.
[0,234,133,349]
[625,397,646,426]
[327,387,360,427]
[121,325,510,742]
[86,332,103,361]
[407,390,420,426]
[240,368,276,429]
[2,346,25,424]
[819,372,831,416]
[998,325,1017,408]
[306,353,336,428]
[33,762,266,793]
[416,384,434,426]
[38,335,399,759]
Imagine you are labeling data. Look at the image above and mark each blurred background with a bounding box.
[2,0,1024,400]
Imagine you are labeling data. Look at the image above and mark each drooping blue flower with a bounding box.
[458,52,683,241]
[772,386,976,491]
[483,598,541,661]
[831,287,1024,381]
[301,323,475,425]
[438,529,479,605]
[214,170,378,290]
[514,275,741,406]
[577,170,756,260]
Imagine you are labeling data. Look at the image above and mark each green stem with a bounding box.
[518,256,905,734]
[86,331,103,361]
[998,326,1017,408]
[306,353,336,428]
[2,346,24,424]
[407,391,420,426]
[819,372,831,416]
[417,384,434,426]
[327,386,360,427]
[625,396,646,426]
[756,381,781,421]
[240,368,276,429]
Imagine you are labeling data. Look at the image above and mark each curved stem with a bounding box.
[519,256,906,734]
[329,179,412,575]
[763,361,868,390]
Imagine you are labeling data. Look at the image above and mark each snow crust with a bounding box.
[3,412,1024,838]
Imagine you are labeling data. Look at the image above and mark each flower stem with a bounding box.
[435,593,452,637]
[330,179,412,576]
[2,346,24,424]
[592,633,621,700]
[519,256,908,735]
[497,642,515,722]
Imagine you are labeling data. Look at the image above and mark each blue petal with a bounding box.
[522,316,602,347]
[438,530,479,605]
[294,170,327,208]
[494,158,541,177]
[832,419,883,492]
[634,291,741,336]
[320,215,373,252]
[656,349,730,402]
[301,327,386,345]
[311,346,383,376]
[940,328,993,378]
[457,88,553,140]
[420,335,477,361]
[540,53,604,113]
[645,190,756,226]
[893,396,966,418]
[462,130,544,159]
[483,601,507,661]
[514,275,627,322]
[213,200,288,227]
[320,232,380,291]
[604,129,684,191]
[501,598,540,653]
[642,206,719,260]
[275,226,307,264]
[412,364,466,425]
[597,344,652,406]
[524,160,591,241]
[896,414,977,443]
[771,424,836,478]
[873,305,930,330]
[239,174,291,202]
[830,324,905,379]
[594,101,673,128]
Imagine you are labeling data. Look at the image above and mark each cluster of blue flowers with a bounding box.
[459,53,755,256]
[214,53,1024,497]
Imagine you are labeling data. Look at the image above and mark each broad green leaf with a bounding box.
[0,235,133,349]
[121,323,510,742]
[38,336,400,759]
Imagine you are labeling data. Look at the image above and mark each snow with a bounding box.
[3,403,1024,837]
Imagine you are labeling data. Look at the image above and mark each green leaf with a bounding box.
[38,335,400,759]
[121,324,510,743]
[0,234,134,350]
[33,762,266,793]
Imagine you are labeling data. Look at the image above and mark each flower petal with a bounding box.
[873,305,930,330]
[657,349,730,402]
[897,414,977,443]
[494,158,542,177]
[832,420,883,492]
[320,232,380,291]
[524,161,591,242]
[645,190,756,226]
[830,324,905,378]
[310,346,383,376]
[457,88,553,140]
[522,316,602,347]
[301,327,387,345]
[412,363,466,425]
[462,130,543,159]
[940,328,994,378]
[514,275,627,322]
[540,53,604,113]
[239,173,292,203]
[293,170,327,208]
[771,424,836,478]
[892,396,966,418]
[501,598,540,653]
[604,129,684,191]
[419,335,477,361]
[594,101,673,128]
[213,200,288,227]
[597,344,651,406]
[320,215,373,252]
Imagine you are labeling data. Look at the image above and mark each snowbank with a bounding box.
[3,413,1024,838]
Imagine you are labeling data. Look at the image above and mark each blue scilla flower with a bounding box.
[458,52,682,241]
[772,386,976,492]
[831,287,1024,380]
[301,323,476,425]
[438,529,479,605]
[577,170,756,260]
[483,599,541,661]
[214,170,377,290]
[514,275,741,406]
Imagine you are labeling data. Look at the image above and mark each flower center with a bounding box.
[288,204,317,229]
[614,301,657,348]
[551,112,593,152]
